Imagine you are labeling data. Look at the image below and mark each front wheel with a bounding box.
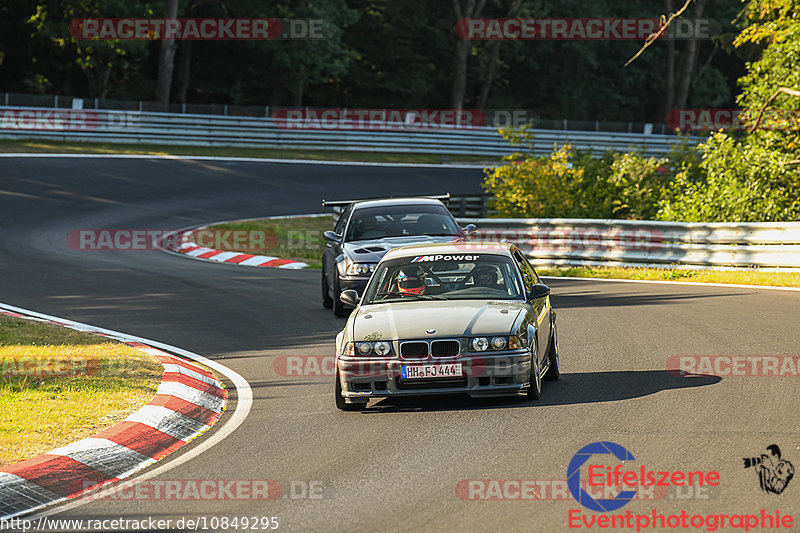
[322,271,333,309]
[527,340,542,400]
[544,321,560,381]
[335,370,367,411]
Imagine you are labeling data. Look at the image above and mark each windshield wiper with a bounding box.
[376,291,447,301]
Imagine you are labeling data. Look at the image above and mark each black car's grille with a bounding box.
[400,342,428,357]
[431,340,460,357]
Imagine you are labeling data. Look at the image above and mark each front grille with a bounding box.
[431,340,460,357]
[400,342,428,357]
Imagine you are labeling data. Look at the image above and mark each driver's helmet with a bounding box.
[473,265,498,287]
[397,266,426,295]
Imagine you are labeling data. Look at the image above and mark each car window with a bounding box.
[334,204,352,235]
[363,255,523,303]
[513,250,537,291]
[345,204,460,242]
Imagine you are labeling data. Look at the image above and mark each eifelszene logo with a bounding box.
[567,441,721,513]
[743,444,794,495]
[568,441,637,512]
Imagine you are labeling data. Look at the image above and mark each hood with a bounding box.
[352,300,526,340]
[343,235,457,264]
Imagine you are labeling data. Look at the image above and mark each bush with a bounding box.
[482,127,672,219]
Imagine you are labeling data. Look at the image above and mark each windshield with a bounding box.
[363,254,523,303]
[345,205,460,242]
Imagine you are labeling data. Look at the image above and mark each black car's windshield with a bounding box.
[363,255,523,303]
[345,205,460,242]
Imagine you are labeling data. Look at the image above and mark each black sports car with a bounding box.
[321,196,476,316]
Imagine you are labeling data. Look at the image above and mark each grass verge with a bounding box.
[0,315,163,467]
[538,266,800,287]
[0,139,495,165]
[208,215,333,269]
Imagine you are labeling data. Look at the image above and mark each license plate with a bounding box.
[401,363,462,380]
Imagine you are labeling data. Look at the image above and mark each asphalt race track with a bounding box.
[1,156,799,532]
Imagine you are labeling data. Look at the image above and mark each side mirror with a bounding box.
[528,283,550,300]
[323,230,341,243]
[463,224,477,236]
[340,289,360,307]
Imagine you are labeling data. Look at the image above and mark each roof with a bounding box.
[382,241,513,261]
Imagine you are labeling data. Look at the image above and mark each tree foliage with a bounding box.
[658,0,800,222]
[0,0,745,121]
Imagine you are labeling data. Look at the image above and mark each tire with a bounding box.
[322,270,333,309]
[544,321,560,381]
[527,339,542,400]
[332,275,349,317]
[335,370,367,411]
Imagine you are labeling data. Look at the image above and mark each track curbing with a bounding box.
[0,306,243,520]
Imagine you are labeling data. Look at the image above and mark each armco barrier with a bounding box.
[0,107,696,157]
[454,218,800,270]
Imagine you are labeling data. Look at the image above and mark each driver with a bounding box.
[397,266,427,295]
[472,265,499,288]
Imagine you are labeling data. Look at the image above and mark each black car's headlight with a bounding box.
[346,341,393,356]
[345,263,377,276]
[469,336,522,352]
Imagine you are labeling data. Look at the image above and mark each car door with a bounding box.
[512,248,551,362]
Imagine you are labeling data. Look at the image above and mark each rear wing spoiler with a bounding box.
[321,194,450,208]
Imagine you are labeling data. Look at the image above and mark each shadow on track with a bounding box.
[362,370,721,413]
[550,291,744,310]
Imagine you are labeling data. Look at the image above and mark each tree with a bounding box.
[28,0,153,102]
[155,0,179,110]
[658,0,800,222]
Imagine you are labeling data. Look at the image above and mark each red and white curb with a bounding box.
[170,227,307,269]
[0,304,250,520]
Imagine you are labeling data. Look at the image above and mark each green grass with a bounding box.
[0,316,163,467]
[0,139,495,164]
[537,266,800,287]
[208,215,333,269]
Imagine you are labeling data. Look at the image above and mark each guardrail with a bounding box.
[454,217,800,270]
[0,107,697,157]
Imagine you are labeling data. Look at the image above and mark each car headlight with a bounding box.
[471,337,489,351]
[350,341,393,356]
[346,263,377,276]
[374,341,392,356]
[356,342,373,355]
[469,336,523,352]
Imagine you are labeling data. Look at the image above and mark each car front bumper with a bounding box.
[337,351,532,402]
